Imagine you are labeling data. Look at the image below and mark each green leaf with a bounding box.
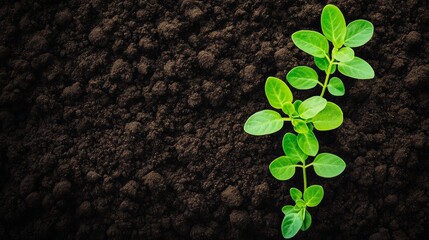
[314,57,329,71]
[282,133,308,163]
[313,153,346,178]
[321,4,347,48]
[269,156,297,180]
[345,20,374,48]
[282,102,296,116]
[334,47,354,62]
[290,188,303,202]
[304,185,324,207]
[265,77,293,109]
[293,100,302,111]
[286,66,319,90]
[297,131,319,156]
[292,119,309,134]
[306,122,314,131]
[281,205,296,215]
[298,96,327,119]
[292,30,329,58]
[327,77,345,96]
[338,57,375,80]
[312,102,343,131]
[281,210,304,239]
[296,199,306,208]
[244,110,284,135]
[301,210,312,231]
[331,64,337,74]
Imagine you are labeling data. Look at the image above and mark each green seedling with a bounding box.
[243,4,374,238]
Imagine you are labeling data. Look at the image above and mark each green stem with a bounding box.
[305,162,313,168]
[282,118,291,121]
[320,49,337,97]
[302,162,307,192]
[320,60,333,97]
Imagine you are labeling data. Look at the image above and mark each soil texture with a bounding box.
[1,0,429,239]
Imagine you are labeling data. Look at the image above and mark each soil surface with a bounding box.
[1,0,429,239]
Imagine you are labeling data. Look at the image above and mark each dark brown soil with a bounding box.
[1,0,429,239]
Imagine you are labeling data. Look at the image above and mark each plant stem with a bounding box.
[282,118,291,121]
[305,162,313,168]
[320,59,333,97]
[320,49,337,97]
[302,161,307,192]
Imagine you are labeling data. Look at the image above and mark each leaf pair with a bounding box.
[243,77,292,136]
[270,134,344,181]
[286,64,345,96]
[269,133,307,180]
[292,4,375,81]
[270,134,345,181]
[283,96,326,123]
[270,151,346,181]
[286,64,344,97]
[290,185,324,207]
[281,206,306,239]
[281,185,324,238]
[283,94,344,134]
[244,78,343,136]
[269,132,314,181]
[321,4,373,50]
[295,99,344,150]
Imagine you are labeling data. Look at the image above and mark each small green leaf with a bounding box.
[301,210,312,231]
[312,102,343,131]
[313,153,346,178]
[334,47,354,62]
[306,122,314,131]
[290,188,303,202]
[269,156,297,181]
[345,20,374,48]
[314,57,329,71]
[281,205,296,215]
[282,102,296,116]
[281,210,304,239]
[282,133,308,163]
[338,57,375,80]
[296,199,306,208]
[321,4,347,48]
[331,64,337,74]
[286,66,319,90]
[304,185,324,207]
[265,77,293,109]
[298,96,327,119]
[292,119,309,134]
[293,100,302,111]
[244,110,284,135]
[292,30,329,58]
[297,131,319,156]
[327,77,345,96]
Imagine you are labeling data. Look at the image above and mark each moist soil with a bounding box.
[1,0,429,239]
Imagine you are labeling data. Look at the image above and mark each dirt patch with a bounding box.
[0,0,428,239]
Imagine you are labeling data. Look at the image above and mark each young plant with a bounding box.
[243,4,374,239]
